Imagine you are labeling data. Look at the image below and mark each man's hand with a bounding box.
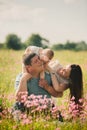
[39,79,49,89]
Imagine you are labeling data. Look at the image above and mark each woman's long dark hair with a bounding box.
[69,64,83,104]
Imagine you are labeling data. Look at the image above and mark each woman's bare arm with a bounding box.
[39,79,63,97]
[51,73,68,92]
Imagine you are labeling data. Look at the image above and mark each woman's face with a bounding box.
[58,65,71,78]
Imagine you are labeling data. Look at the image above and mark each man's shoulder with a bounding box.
[45,71,51,79]
[44,72,52,85]
[45,71,51,75]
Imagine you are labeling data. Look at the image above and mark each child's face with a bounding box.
[40,54,50,63]
[40,49,53,62]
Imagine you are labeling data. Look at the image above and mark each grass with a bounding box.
[0,49,87,130]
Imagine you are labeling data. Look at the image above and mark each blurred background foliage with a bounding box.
[0,33,87,51]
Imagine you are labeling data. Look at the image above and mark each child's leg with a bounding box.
[16,73,32,101]
[40,71,45,79]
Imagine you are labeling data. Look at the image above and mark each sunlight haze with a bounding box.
[0,0,87,44]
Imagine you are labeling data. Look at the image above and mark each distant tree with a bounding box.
[5,34,22,50]
[51,40,87,51]
[25,34,49,48]
[75,41,87,51]
[0,43,4,49]
[51,43,64,50]
[64,41,76,50]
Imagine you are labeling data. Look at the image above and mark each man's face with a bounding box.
[30,55,44,72]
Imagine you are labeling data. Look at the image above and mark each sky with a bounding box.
[0,0,87,44]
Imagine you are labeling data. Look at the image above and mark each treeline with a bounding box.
[51,40,87,51]
[0,33,87,51]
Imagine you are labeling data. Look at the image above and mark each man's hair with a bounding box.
[22,53,36,65]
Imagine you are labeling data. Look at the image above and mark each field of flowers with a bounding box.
[0,49,87,130]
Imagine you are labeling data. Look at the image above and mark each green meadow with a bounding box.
[0,49,87,94]
[0,49,87,130]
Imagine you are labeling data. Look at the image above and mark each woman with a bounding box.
[40,64,83,104]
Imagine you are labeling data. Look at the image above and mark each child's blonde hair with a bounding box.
[24,46,32,55]
[42,48,54,60]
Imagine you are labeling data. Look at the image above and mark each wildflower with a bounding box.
[21,118,32,125]
[13,125,18,130]
[0,120,2,123]
[55,128,61,130]
[79,98,83,103]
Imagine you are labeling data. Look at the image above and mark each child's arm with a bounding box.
[16,73,32,101]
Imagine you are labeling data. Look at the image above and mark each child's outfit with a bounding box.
[48,60,69,84]
[24,46,42,55]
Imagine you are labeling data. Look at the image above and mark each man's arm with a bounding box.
[39,79,63,97]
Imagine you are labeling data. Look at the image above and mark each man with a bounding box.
[15,53,63,102]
